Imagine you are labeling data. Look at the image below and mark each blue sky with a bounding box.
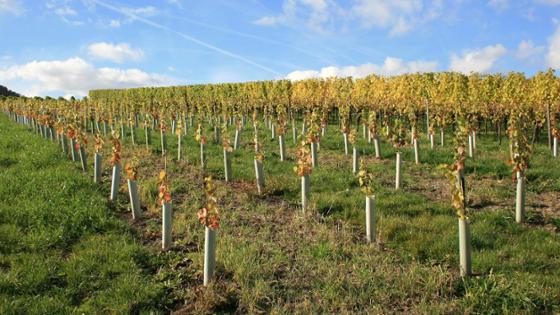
[0,0,559,97]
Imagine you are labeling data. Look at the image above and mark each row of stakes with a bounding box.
[13,111,514,278]
[8,112,220,286]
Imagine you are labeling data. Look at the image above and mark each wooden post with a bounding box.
[160,129,167,156]
[144,125,151,151]
[61,134,68,154]
[70,138,78,161]
[130,123,136,145]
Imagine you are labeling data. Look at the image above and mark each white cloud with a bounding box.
[253,0,333,32]
[109,19,121,27]
[54,6,76,16]
[46,2,84,25]
[254,0,441,36]
[547,25,560,68]
[351,0,427,36]
[535,0,560,5]
[0,57,174,97]
[449,44,507,73]
[285,57,438,80]
[353,0,409,27]
[0,0,23,15]
[488,0,509,11]
[167,0,182,8]
[65,19,84,26]
[87,42,145,63]
[389,16,411,36]
[0,55,12,67]
[254,16,283,26]
[516,40,545,60]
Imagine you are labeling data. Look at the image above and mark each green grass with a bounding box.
[3,114,560,313]
[0,115,172,314]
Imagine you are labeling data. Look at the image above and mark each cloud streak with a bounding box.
[167,13,336,66]
[90,0,281,76]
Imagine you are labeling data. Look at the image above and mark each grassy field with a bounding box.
[2,113,560,314]
[0,115,174,313]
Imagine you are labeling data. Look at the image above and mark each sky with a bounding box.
[0,0,559,98]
